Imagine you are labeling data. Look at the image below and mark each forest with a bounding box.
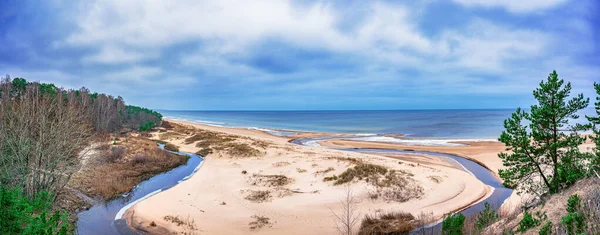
[0,76,163,234]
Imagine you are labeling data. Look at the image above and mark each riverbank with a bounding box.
[124,120,496,234]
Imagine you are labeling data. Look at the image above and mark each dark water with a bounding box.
[76,146,203,235]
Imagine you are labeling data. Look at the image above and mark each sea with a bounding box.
[159,109,596,147]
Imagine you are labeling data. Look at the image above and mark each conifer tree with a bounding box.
[498,71,589,196]
[587,82,600,174]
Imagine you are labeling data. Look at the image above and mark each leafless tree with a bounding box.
[0,80,92,197]
[332,185,361,235]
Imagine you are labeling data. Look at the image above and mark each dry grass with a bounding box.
[326,156,363,165]
[249,215,272,230]
[327,163,424,202]
[315,167,335,175]
[158,131,184,140]
[296,168,307,173]
[159,122,265,158]
[359,211,416,235]
[163,215,198,234]
[71,137,188,200]
[334,163,388,185]
[249,174,292,187]
[222,142,262,157]
[427,175,443,184]
[164,143,179,152]
[105,146,125,163]
[245,190,272,203]
[272,161,291,167]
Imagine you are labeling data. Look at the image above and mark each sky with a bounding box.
[0,0,598,110]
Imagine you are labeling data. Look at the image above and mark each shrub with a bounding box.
[164,143,179,152]
[539,221,552,235]
[476,202,498,230]
[0,186,71,235]
[561,194,586,234]
[106,146,125,163]
[139,121,156,131]
[518,212,541,232]
[442,213,465,235]
[245,190,272,203]
[334,163,387,185]
[131,154,150,165]
[359,212,415,235]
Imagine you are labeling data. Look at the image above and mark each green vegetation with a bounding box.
[0,76,164,231]
[0,186,71,235]
[442,213,465,235]
[139,121,156,131]
[475,202,498,231]
[518,212,541,232]
[538,221,552,235]
[587,82,600,175]
[498,71,591,196]
[561,194,587,234]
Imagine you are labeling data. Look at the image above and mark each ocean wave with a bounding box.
[248,127,276,132]
[348,136,497,147]
[353,133,378,137]
[187,119,226,127]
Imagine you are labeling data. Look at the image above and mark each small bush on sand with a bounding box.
[164,143,179,152]
[359,212,415,235]
[323,175,338,182]
[245,190,272,203]
[315,167,335,175]
[224,143,261,157]
[195,148,213,157]
[250,174,292,187]
[163,215,198,232]
[428,175,443,183]
[335,164,387,185]
[249,215,272,230]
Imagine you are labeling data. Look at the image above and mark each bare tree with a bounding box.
[332,186,361,235]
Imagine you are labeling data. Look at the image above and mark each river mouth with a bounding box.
[76,146,204,235]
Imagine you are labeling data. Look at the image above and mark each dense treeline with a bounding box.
[0,75,164,233]
[0,75,162,196]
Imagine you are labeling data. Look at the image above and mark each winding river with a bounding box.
[292,137,513,225]
[76,145,204,235]
[76,136,510,234]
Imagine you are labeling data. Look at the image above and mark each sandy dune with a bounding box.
[125,120,493,234]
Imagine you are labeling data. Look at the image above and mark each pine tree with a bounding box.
[587,82,600,174]
[498,71,589,196]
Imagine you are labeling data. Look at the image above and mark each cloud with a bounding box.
[83,45,157,64]
[451,0,569,13]
[1,0,597,110]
